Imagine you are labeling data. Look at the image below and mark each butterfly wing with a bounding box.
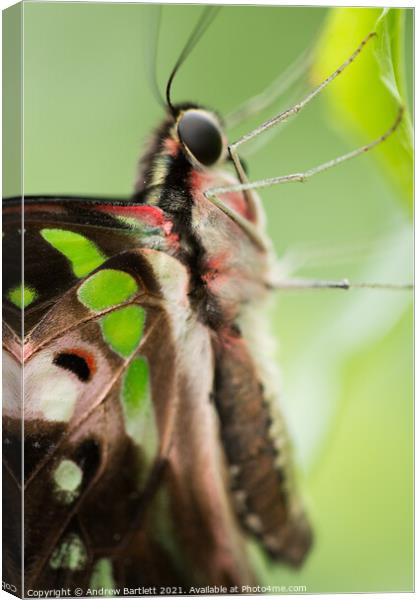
[3,193,310,591]
[4,249,179,591]
[3,196,179,334]
[3,199,254,591]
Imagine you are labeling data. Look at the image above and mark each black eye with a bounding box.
[178,111,223,166]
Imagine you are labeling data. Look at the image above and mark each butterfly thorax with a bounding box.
[133,104,271,327]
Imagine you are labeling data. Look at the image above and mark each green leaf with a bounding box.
[312,8,413,213]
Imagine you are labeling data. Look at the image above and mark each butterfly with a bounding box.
[2,5,410,596]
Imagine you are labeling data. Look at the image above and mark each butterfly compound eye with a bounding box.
[178,110,223,167]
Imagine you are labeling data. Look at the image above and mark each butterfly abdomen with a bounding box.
[214,327,312,567]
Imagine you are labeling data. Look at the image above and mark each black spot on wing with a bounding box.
[53,352,91,382]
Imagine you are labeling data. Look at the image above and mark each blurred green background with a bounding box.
[17,3,413,593]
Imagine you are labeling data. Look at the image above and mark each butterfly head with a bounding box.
[171,104,227,169]
[161,9,228,170]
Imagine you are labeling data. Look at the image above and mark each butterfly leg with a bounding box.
[207,107,403,198]
[220,31,377,196]
[227,31,376,152]
[205,107,407,288]
[205,32,396,234]
[269,276,413,292]
[203,191,269,250]
[204,106,402,252]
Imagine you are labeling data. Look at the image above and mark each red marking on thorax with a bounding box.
[164,137,180,157]
[189,170,254,222]
[205,254,228,271]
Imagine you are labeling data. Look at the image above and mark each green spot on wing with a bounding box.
[100,305,145,358]
[53,459,82,504]
[89,559,116,591]
[49,533,87,571]
[78,269,138,311]
[41,228,106,277]
[121,357,150,442]
[8,284,37,308]
[123,357,149,412]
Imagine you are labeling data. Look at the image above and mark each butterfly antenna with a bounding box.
[166,6,221,114]
[144,5,166,109]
